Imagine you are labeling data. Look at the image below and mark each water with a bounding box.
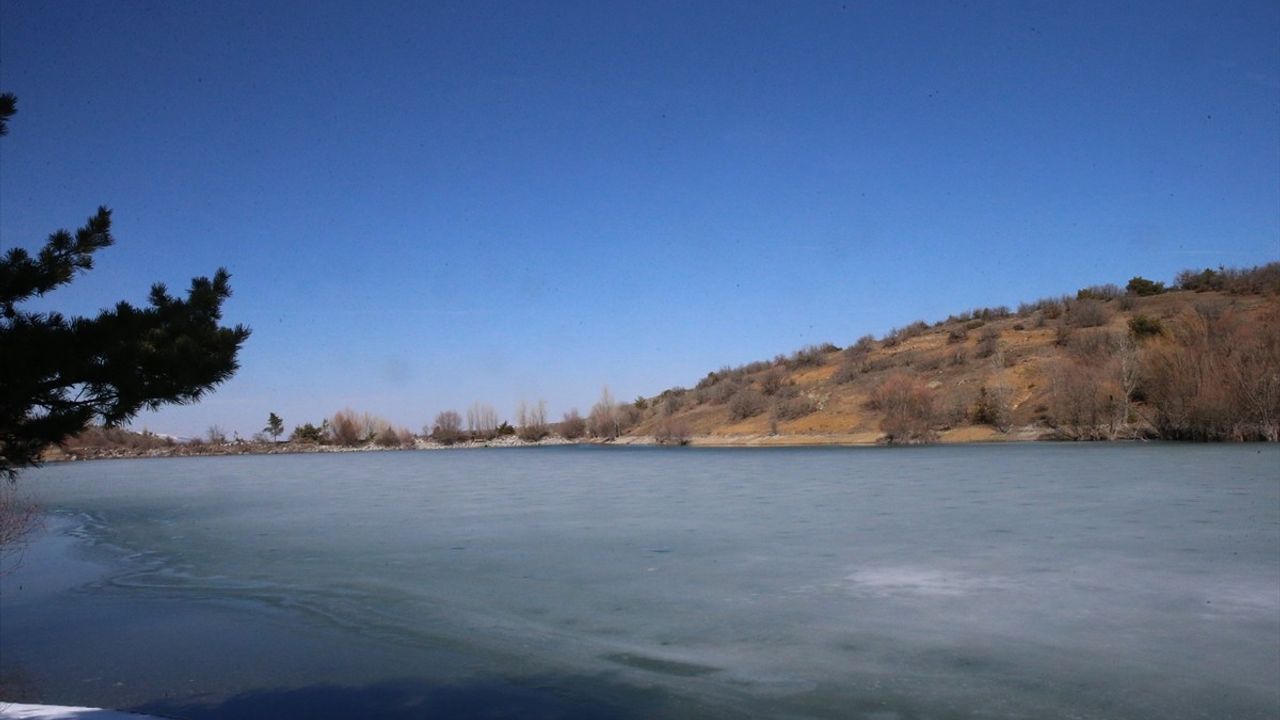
[1,444,1277,719]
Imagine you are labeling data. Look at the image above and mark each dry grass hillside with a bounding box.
[623,265,1280,445]
[48,264,1280,457]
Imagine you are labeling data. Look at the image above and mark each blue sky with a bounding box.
[3,1,1277,438]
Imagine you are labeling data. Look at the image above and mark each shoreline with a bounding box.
[0,703,164,719]
[35,424,1170,466]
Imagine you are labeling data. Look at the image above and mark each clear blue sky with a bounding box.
[3,1,1277,438]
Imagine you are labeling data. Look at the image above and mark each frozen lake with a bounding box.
[2,444,1277,718]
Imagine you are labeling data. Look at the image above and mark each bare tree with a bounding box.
[429,410,464,445]
[559,409,586,439]
[1,482,41,575]
[1046,359,1117,440]
[870,372,937,443]
[329,409,394,446]
[1114,336,1142,436]
[374,425,410,447]
[588,387,620,439]
[728,388,767,420]
[330,408,366,446]
[759,367,786,395]
[653,417,692,445]
[467,402,499,440]
[1141,306,1280,440]
[516,400,549,441]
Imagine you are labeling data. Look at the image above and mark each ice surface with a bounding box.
[2,444,1277,718]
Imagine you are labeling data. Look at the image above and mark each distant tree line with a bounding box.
[48,261,1280,454]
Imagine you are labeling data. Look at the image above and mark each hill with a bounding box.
[610,264,1280,445]
[46,264,1280,458]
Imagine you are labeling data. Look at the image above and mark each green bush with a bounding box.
[1076,284,1122,301]
[1126,276,1165,296]
[290,422,327,444]
[1128,314,1164,338]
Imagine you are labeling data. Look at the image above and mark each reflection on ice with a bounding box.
[842,566,1013,597]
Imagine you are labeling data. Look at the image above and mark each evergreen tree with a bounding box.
[0,94,251,477]
[265,412,284,441]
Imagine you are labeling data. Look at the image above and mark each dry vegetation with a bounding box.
[625,263,1280,444]
[0,481,41,570]
[44,263,1280,458]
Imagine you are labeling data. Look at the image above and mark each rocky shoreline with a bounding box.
[37,424,1110,465]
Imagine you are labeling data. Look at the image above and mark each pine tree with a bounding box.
[265,412,284,441]
[0,94,251,477]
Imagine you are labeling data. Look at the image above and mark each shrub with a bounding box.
[1140,307,1280,440]
[374,425,406,447]
[430,410,464,445]
[1046,359,1117,440]
[727,388,767,420]
[1067,328,1117,359]
[695,372,721,390]
[290,422,327,444]
[844,335,876,361]
[517,425,549,442]
[330,409,368,446]
[832,362,861,384]
[206,426,227,444]
[902,321,930,338]
[1054,320,1073,347]
[978,306,1011,320]
[759,367,786,395]
[1,482,41,563]
[1067,299,1109,328]
[589,388,620,438]
[559,409,586,439]
[869,372,936,443]
[1176,263,1280,294]
[707,379,741,404]
[1128,314,1164,339]
[1030,297,1068,320]
[615,404,643,434]
[882,321,930,348]
[975,327,1001,359]
[946,326,968,344]
[466,403,500,439]
[787,343,839,369]
[653,417,692,445]
[1126,276,1165,296]
[1063,328,1114,360]
[971,384,1013,432]
[660,392,685,416]
[1077,284,1122,301]
[65,426,175,453]
[772,395,817,421]
[516,400,550,442]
